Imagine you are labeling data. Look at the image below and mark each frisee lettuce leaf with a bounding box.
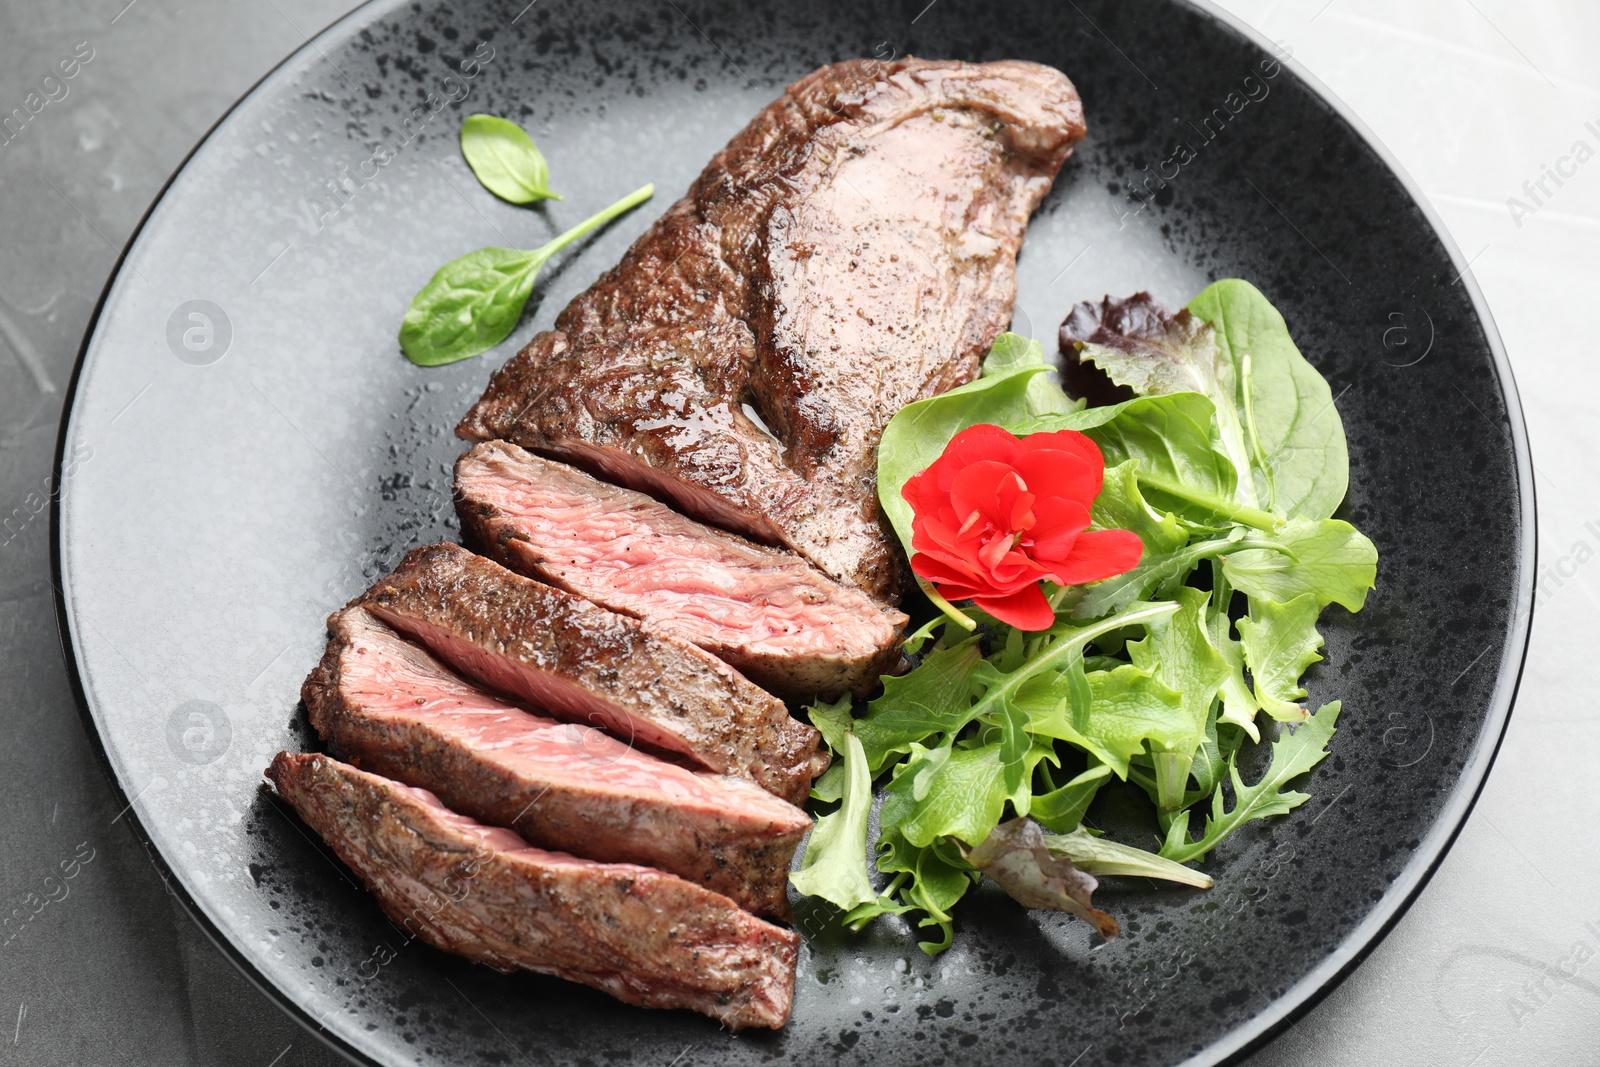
[1237,594,1325,721]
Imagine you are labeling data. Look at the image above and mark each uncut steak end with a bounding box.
[266,752,798,1030]
[457,57,1085,602]
[455,440,906,700]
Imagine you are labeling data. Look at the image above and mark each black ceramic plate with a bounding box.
[54,1,1533,1064]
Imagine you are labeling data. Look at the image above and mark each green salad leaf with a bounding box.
[792,281,1372,953]
[1237,594,1324,721]
[1221,517,1377,612]
[965,817,1120,941]
[788,699,876,911]
[877,333,1082,566]
[1041,826,1212,887]
[460,114,562,204]
[1188,280,1349,521]
[1162,702,1342,863]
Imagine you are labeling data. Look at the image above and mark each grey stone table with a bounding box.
[0,0,1591,1064]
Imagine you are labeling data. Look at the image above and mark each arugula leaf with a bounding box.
[788,729,876,911]
[460,114,562,204]
[1070,532,1240,619]
[851,637,985,772]
[1222,517,1377,612]
[1188,279,1349,521]
[1162,701,1341,863]
[1206,562,1263,740]
[399,184,653,366]
[965,817,1120,940]
[1237,593,1324,721]
[1041,827,1213,888]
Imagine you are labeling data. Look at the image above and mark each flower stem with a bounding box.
[1135,472,1281,532]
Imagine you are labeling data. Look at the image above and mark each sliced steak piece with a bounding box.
[351,543,825,806]
[457,58,1085,602]
[267,752,797,1030]
[303,607,808,917]
[454,440,906,700]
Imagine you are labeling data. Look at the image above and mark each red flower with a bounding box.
[901,424,1143,631]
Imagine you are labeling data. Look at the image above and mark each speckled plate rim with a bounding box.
[49,1,1536,1065]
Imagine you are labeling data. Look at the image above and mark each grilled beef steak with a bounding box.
[457,58,1085,601]
[303,607,809,917]
[267,752,797,1030]
[455,440,906,700]
[350,543,825,806]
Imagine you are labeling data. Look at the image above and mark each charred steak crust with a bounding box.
[267,752,798,1030]
[301,607,809,918]
[349,543,826,806]
[457,57,1085,602]
[454,440,907,700]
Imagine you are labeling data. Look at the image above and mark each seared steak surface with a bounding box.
[267,752,797,1030]
[455,441,905,700]
[457,58,1085,601]
[303,607,808,917]
[351,543,825,806]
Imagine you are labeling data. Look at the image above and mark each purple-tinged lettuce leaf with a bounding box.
[964,817,1120,941]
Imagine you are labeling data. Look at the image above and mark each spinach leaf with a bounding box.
[1064,293,1259,508]
[1064,282,1351,522]
[460,114,562,204]
[1188,279,1349,521]
[1021,393,1280,532]
[399,183,653,366]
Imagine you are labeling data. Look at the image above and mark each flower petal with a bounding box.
[971,583,1057,631]
[1044,529,1145,585]
[949,461,1019,530]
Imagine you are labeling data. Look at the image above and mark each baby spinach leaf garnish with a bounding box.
[460,114,562,204]
[398,184,653,366]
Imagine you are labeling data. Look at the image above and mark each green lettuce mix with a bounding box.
[791,279,1376,952]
